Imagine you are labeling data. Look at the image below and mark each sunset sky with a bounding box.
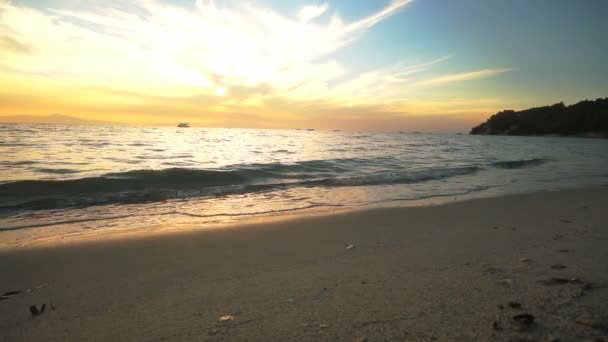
[0,0,606,131]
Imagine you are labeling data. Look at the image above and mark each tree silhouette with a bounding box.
[470,98,608,137]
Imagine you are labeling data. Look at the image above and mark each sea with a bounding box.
[1,124,608,246]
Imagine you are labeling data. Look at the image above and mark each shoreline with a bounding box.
[1,187,607,340]
[0,185,605,250]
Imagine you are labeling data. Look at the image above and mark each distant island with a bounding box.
[0,114,119,126]
[470,98,608,138]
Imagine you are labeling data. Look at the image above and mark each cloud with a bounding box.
[325,55,453,103]
[344,0,413,34]
[418,68,514,86]
[0,0,412,100]
[0,35,30,54]
[298,3,329,23]
[0,0,516,131]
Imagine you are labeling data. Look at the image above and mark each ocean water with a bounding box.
[1,124,608,245]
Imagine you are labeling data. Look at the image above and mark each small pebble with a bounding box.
[219,315,235,322]
[513,313,535,326]
[29,304,46,316]
[508,301,522,309]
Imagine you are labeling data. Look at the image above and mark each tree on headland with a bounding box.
[470,98,608,138]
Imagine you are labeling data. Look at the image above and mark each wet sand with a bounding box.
[1,188,607,341]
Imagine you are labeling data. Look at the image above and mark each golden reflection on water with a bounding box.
[3,124,608,248]
[3,126,346,181]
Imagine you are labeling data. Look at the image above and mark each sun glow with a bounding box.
[0,0,412,99]
[215,87,227,97]
[0,0,515,131]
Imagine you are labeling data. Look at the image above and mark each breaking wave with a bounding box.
[0,158,482,211]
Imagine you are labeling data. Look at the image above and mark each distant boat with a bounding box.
[306,128,315,131]
[177,122,190,128]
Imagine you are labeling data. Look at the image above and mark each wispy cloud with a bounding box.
[0,0,412,100]
[344,0,413,34]
[324,55,453,103]
[298,3,329,23]
[0,0,517,131]
[418,68,514,86]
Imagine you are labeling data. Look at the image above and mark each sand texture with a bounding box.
[1,188,607,341]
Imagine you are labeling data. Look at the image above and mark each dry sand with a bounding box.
[1,188,607,341]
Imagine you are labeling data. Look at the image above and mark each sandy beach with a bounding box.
[2,0,606,340]
[1,188,607,341]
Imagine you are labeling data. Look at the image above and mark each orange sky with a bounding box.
[1,0,603,132]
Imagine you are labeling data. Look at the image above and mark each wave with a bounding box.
[491,158,546,169]
[0,160,37,166]
[305,166,481,187]
[33,168,80,174]
[0,158,482,212]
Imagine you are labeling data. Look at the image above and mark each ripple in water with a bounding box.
[0,124,607,239]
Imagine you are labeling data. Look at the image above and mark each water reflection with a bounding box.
[1,123,608,247]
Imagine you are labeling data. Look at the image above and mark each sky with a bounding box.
[0,0,606,131]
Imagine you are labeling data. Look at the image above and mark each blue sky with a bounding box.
[277,0,608,105]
